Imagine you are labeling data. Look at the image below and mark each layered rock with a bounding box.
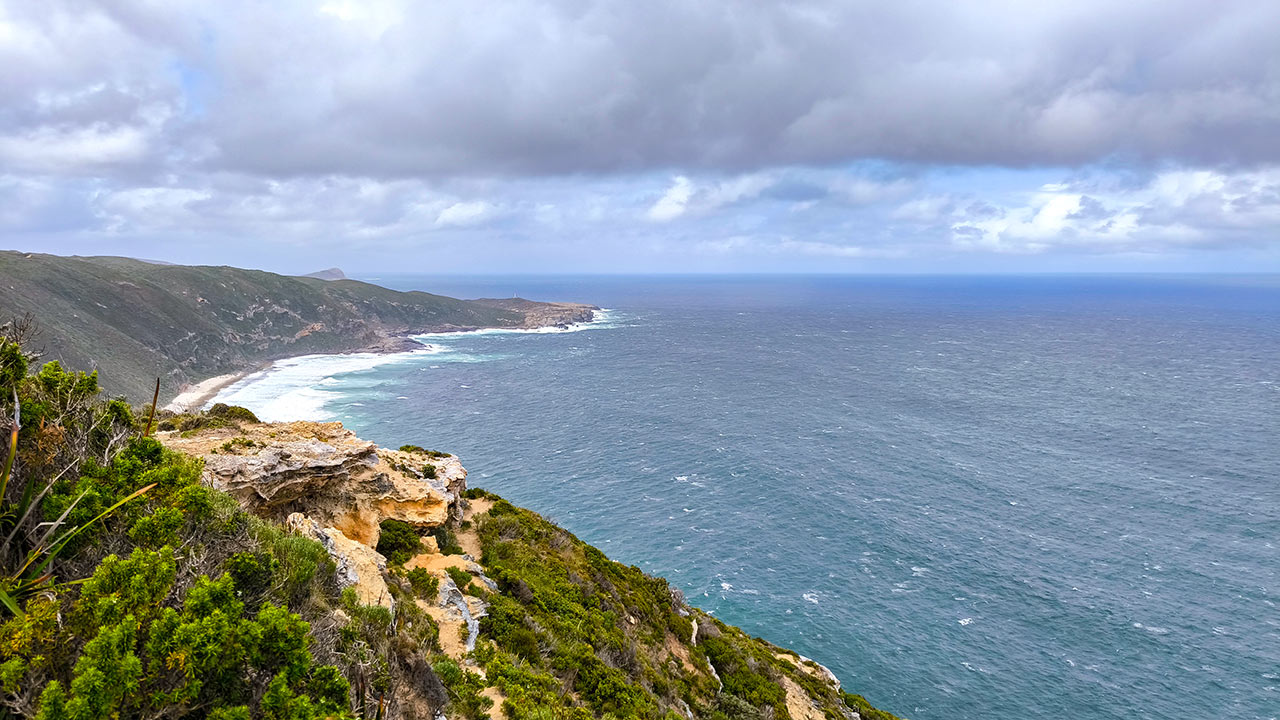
[159,420,469,609]
[161,420,464,546]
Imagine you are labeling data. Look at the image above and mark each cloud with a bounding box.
[647,177,695,222]
[2,1,1279,271]
[949,168,1280,254]
[4,0,1280,181]
[435,201,492,228]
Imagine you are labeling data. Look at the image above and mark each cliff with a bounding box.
[0,252,595,401]
[151,417,901,720]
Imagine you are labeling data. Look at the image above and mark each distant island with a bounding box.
[302,268,348,281]
[0,252,595,403]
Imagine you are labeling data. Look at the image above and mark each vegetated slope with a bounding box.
[0,333,904,720]
[0,252,531,401]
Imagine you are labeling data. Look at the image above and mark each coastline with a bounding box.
[162,370,262,413]
[162,306,606,411]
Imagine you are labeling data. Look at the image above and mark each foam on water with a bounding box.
[210,346,442,421]
[209,310,618,421]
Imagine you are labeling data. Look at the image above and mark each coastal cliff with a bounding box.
[146,414,900,720]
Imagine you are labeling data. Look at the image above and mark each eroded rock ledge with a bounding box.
[160,420,479,613]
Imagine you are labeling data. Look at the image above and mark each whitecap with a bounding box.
[803,592,820,604]
[958,617,974,626]
[209,346,437,421]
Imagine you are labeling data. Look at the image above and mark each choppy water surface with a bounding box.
[215,276,1280,720]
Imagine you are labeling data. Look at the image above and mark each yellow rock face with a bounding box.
[160,420,468,609]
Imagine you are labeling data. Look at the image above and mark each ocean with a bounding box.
[212,275,1279,720]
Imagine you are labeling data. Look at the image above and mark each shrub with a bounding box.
[431,525,464,555]
[445,566,473,593]
[206,403,260,423]
[375,519,422,566]
[404,568,439,599]
[225,551,280,601]
[399,445,449,459]
[432,658,492,720]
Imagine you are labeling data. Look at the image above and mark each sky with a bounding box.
[1,0,1278,274]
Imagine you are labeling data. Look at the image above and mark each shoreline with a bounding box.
[162,307,607,411]
[162,371,260,413]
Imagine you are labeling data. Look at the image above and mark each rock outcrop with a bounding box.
[469,298,598,328]
[160,420,471,610]
[161,420,464,546]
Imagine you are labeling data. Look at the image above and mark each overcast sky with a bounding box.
[2,0,1278,274]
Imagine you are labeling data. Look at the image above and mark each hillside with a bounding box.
[0,252,593,401]
[0,337,902,720]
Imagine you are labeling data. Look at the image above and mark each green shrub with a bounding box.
[842,692,904,720]
[432,658,492,720]
[431,525,464,555]
[218,436,261,454]
[207,403,261,424]
[127,507,185,548]
[400,445,450,459]
[375,519,422,566]
[421,464,438,479]
[404,568,440,599]
[446,566,473,593]
[225,551,280,601]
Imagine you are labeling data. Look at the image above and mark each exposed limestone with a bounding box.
[469,298,598,328]
[159,419,471,614]
[159,420,465,545]
[287,512,394,609]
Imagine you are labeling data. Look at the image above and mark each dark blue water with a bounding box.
[218,276,1280,720]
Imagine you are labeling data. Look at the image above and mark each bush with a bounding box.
[207,403,260,424]
[225,551,280,601]
[399,445,450,459]
[446,566,473,593]
[432,658,492,720]
[375,519,422,566]
[404,568,439,599]
[431,525,464,555]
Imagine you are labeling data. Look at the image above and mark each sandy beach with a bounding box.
[162,372,251,413]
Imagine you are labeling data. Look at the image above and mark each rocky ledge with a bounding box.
[159,421,482,613]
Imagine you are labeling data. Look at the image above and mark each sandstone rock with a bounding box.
[160,421,465,544]
[288,512,394,609]
[160,420,472,615]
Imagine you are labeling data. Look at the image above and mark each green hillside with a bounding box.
[0,252,529,401]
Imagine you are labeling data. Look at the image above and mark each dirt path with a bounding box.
[409,498,509,718]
